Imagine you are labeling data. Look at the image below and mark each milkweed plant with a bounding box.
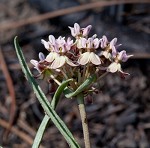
[14,23,133,148]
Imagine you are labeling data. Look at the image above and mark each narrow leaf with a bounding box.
[33,79,73,148]
[32,115,49,148]
[64,74,96,98]
[51,79,73,109]
[14,37,80,148]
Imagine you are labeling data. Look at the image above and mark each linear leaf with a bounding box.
[64,75,96,98]
[14,37,80,148]
[32,79,72,148]
[51,79,73,109]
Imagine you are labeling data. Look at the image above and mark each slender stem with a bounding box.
[50,75,61,85]
[77,94,91,148]
[85,64,90,80]
[97,72,108,81]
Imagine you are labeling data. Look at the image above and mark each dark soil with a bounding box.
[0,0,150,147]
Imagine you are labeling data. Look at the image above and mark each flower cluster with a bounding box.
[31,23,133,93]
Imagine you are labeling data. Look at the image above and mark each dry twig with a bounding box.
[0,48,16,141]
[0,0,149,31]
[0,118,33,146]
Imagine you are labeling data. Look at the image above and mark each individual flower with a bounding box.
[30,52,46,72]
[77,37,99,49]
[41,35,56,51]
[107,50,133,75]
[77,37,101,65]
[50,54,77,69]
[43,36,76,69]
[68,23,92,38]
[30,52,52,79]
[100,35,120,60]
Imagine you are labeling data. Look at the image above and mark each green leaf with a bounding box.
[14,37,80,148]
[51,79,73,109]
[32,79,72,148]
[64,74,96,98]
[32,115,49,148]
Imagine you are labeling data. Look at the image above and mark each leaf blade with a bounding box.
[14,37,80,148]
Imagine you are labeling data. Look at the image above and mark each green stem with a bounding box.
[77,94,91,148]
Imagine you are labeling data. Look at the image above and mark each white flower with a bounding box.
[51,54,76,69]
[107,50,133,75]
[45,52,59,63]
[46,52,76,69]
[100,35,119,59]
[78,52,101,65]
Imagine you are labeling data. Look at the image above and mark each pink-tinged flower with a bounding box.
[42,35,73,54]
[30,52,45,72]
[100,35,120,60]
[45,49,76,69]
[78,52,101,65]
[115,50,133,62]
[68,23,92,37]
[41,35,56,51]
[50,54,77,69]
[100,35,108,49]
[30,52,52,79]
[82,25,92,37]
[55,36,73,53]
[65,37,74,51]
[43,36,75,69]
[77,37,100,49]
[77,37,101,65]
[107,50,133,75]
[41,39,50,50]
[49,35,56,45]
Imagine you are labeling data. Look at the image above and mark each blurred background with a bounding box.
[0,0,150,147]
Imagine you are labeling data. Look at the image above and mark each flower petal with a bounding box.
[48,35,56,45]
[46,52,59,63]
[39,52,45,61]
[89,52,101,65]
[74,23,80,35]
[68,26,75,37]
[30,60,41,72]
[30,60,38,67]
[107,62,120,73]
[87,38,93,49]
[101,51,111,59]
[82,25,92,36]
[118,50,133,62]
[51,56,66,69]
[81,38,87,48]
[110,38,117,49]
[69,23,80,37]
[93,38,100,49]
[41,39,49,50]
[119,69,130,76]
[78,52,90,65]
[111,46,117,58]
[100,35,108,48]
[65,57,77,67]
